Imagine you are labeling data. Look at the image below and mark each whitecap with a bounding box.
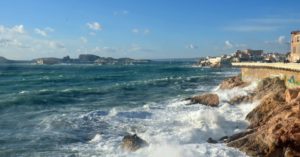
[89,134,102,143]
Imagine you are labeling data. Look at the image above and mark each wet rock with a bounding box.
[218,136,229,142]
[227,129,255,143]
[188,93,219,107]
[121,134,148,152]
[207,137,218,144]
[219,75,248,90]
[228,95,253,105]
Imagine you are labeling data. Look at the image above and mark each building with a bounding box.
[234,49,264,62]
[288,31,300,62]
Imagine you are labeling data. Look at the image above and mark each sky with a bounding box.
[0,0,299,60]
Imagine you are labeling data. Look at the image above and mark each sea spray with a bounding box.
[63,84,257,157]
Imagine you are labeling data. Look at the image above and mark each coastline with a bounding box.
[203,75,300,156]
[123,73,300,156]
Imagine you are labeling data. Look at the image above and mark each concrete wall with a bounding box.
[241,67,300,89]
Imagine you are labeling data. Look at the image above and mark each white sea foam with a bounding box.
[89,134,102,143]
[61,83,257,157]
[184,85,213,92]
[19,90,29,94]
[214,81,257,101]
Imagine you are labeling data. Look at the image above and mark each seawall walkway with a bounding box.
[232,62,300,72]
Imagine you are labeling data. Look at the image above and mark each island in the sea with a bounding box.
[0,54,152,65]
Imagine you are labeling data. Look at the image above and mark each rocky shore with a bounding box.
[192,75,300,156]
[226,77,300,157]
[121,75,300,156]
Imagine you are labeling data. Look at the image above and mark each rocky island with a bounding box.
[0,54,151,65]
[35,54,151,65]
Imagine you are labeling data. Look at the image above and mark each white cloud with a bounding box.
[224,40,247,50]
[0,25,25,34]
[0,26,5,33]
[87,22,102,31]
[35,28,47,37]
[80,37,88,44]
[225,40,233,49]
[0,38,12,47]
[265,35,289,45]
[48,41,65,49]
[11,25,25,34]
[186,44,198,49]
[34,27,54,37]
[132,28,139,33]
[0,24,68,59]
[277,36,286,44]
[0,38,25,48]
[92,46,117,54]
[132,28,150,35]
[44,27,54,32]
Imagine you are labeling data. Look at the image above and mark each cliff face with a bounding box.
[226,77,300,157]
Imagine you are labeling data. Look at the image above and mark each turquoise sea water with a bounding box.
[0,62,252,157]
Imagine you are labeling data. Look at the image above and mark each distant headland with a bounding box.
[0,54,152,65]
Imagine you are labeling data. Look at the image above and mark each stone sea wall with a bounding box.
[240,67,300,89]
[232,63,300,89]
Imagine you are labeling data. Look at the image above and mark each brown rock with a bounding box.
[227,129,255,143]
[246,91,286,128]
[253,77,286,100]
[227,78,300,157]
[121,134,148,152]
[228,95,253,105]
[188,93,219,107]
[285,88,300,103]
[219,75,248,90]
[243,77,287,128]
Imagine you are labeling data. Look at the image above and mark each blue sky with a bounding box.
[0,0,299,59]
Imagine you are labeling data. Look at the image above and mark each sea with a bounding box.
[0,61,258,157]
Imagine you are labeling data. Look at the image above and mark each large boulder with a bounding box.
[121,134,148,152]
[219,75,248,90]
[188,93,219,107]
